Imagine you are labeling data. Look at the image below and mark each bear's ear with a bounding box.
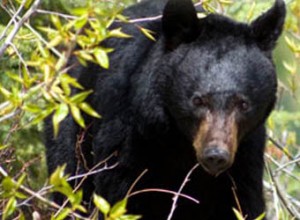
[250,0,286,51]
[162,0,199,50]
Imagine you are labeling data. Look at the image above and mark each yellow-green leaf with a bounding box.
[0,86,12,98]
[52,103,69,137]
[51,15,62,30]
[93,194,111,215]
[70,90,92,104]
[70,105,85,127]
[110,199,128,218]
[75,15,88,30]
[283,60,297,75]
[139,27,156,41]
[109,28,132,38]
[54,208,71,220]
[254,213,266,220]
[50,165,66,187]
[246,2,256,22]
[60,74,83,90]
[3,197,17,220]
[232,208,245,220]
[29,107,54,125]
[2,177,15,192]
[77,50,94,62]
[48,35,63,48]
[78,102,101,118]
[93,48,109,69]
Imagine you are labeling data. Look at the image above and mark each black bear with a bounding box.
[45,0,286,219]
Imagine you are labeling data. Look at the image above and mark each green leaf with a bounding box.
[2,177,15,192]
[37,41,50,58]
[70,105,85,127]
[0,145,8,150]
[16,173,26,188]
[48,35,63,48]
[60,73,83,90]
[51,15,62,30]
[109,28,132,38]
[283,60,297,75]
[77,50,94,62]
[93,48,109,69]
[55,52,67,71]
[232,208,245,220]
[23,104,44,113]
[6,72,24,84]
[38,27,58,35]
[3,197,17,220]
[75,15,88,30]
[29,107,54,125]
[118,215,142,220]
[93,194,111,215]
[0,85,12,99]
[78,102,101,118]
[246,2,256,22]
[54,208,71,220]
[139,27,156,41]
[50,165,67,187]
[71,7,88,16]
[52,103,69,137]
[254,213,266,220]
[110,199,128,218]
[24,0,33,8]
[70,91,92,104]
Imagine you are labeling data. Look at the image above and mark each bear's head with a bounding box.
[159,0,286,176]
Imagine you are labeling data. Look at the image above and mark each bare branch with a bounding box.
[167,163,199,220]
[129,188,199,204]
[0,0,41,57]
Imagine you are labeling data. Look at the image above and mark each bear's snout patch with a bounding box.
[193,111,238,176]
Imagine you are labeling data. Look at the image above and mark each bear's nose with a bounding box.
[202,147,230,176]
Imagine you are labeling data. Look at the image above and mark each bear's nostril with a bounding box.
[202,147,230,175]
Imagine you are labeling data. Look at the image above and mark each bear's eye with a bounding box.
[237,99,250,112]
[192,96,208,108]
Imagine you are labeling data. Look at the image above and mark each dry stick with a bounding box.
[265,160,300,219]
[126,167,199,204]
[126,169,148,197]
[36,9,78,20]
[275,156,300,173]
[268,136,297,162]
[0,0,25,41]
[129,188,199,205]
[167,163,200,220]
[0,0,41,57]
[228,174,245,219]
[265,154,300,182]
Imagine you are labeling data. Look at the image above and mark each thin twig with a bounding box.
[8,42,30,74]
[36,9,78,20]
[265,154,300,182]
[0,0,41,57]
[167,163,199,220]
[129,188,199,204]
[126,169,148,197]
[265,159,300,219]
[275,156,300,173]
